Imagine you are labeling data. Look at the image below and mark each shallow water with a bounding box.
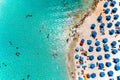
[0,0,93,80]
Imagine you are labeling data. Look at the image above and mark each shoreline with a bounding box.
[67,0,100,80]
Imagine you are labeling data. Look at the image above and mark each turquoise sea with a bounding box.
[0,0,93,80]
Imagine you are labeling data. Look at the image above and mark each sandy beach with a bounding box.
[67,0,120,80]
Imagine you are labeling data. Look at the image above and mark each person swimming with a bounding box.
[9,41,13,45]
[16,52,21,56]
[25,14,32,18]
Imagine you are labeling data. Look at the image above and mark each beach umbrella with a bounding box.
[105,53,110,59]
[107,22,113,28]
[112,49,118,54]
[115,21,120,26]
[75,47,79,52]
[103,38,108,43]
[99,72,105,77]
[104,45,109,51]
[91,24,96,29]
[115,64,120,71]
[97,55,102,60]
[80,39,85,46]
[91,73,96,78]
[113,58,119,63]
[106,15,111,21]
[91,31,97,38]
[75,54,79,59]
[111,41,117,47]
[108,71,114,76]
[112,8,118,13]
[103,2,108,7]
[90,63,95,69]
[100,23,105,28]
[117,29,120,34]
[114,14,119,20]
[87,40,92,45]
[79,56,84,61]
[89,55,94,61]
[81,39,85,43]
[109,29,115,35]
[99,63,104,69]
[88,46,94,52]
[97,15,102,22]
[110,1,116,7]
[78,77,83,80]
[106,62,112,67]
[96,47,101,52]
[95,41,100,46]
[87,74,91,78]
[105,8,110,14]
[117,76,120,80]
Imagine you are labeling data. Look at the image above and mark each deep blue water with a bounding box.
[0,0,93,80]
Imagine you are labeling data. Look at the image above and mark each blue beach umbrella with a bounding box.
[109,29,115,35]
[91,73,96,78]
[103,38,108,43]
[117,29,120,34]
[79,56,84,61]
[96,47,101,52]
[112,49,118,54]
[112,8,118,13]
[89,55,94,61]
[88,46,94,52]
[81,38,85,43]
[99,63,104,69]
[97,55,102,60]
[105,53,110,59]
[87,40,92,45]
[104,8,110,14]
[100,23,105,28]
[117,76,120,80]
[115,64,120,71]
[95,41,100,46]
[111,41,117,47]
[87,74,91,78]
[91,24,96,29]
[106,15,111,21]
[90,63,95,69]
[104,2,108,7]
[108,71,114,76]
[75,54,79,59]
[78,77,83,80]
[97,15,102,22]
[75,47,79,52]
[104,45,109,51]
[114,14,119,20]
[106,62,112,67]
[113,58,119,63]
[91,31,97,38]
[115,21,120,26]
[107,22,113,28]
[110,1,116,7]
[100,72,105,77]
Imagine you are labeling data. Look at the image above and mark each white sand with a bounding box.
[68,0,120,80]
